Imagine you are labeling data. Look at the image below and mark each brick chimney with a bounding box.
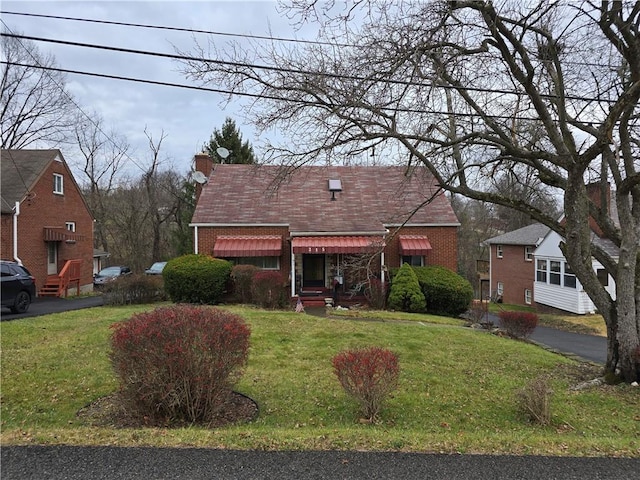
[193,153,213,204]
[586,181,611,237]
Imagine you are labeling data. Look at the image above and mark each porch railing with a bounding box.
[39,259,83,297]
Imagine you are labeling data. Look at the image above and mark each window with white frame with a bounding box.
[496,245,503,258]
[549,260,561,285]
[536,259,547,282]
[563,262,576,288]
[401,255,424,267]
[497,282,504,296]
[231,256,279,270]
[524,246,534,261]
[53,174,64,194]
[65,222,76,232]
[524,289,532,305]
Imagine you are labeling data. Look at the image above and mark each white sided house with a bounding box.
[534,230,617,314]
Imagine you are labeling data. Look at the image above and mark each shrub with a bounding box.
[231,264,260,304]
[517,375,553,426]
[332,346,400,421]
[498,310,539,339]
[102,274,166,305]
[413,266,474,317]
[252,270,288,309]
[110,305,250,426]
[387,263,426,313]
[163,254,232,304]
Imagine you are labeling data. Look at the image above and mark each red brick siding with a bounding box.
[386,226,458,272]
[1,159,94,292]
[196,226,292,281]
[490,244,535,306]
[196,225,458,281]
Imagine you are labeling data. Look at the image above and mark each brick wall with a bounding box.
[385,226,458,272]
[490,243,536,306]
[196,224,459,284]
[1,158,95,293]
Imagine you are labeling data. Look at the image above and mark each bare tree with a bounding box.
[73,112,129,254]
[180,1,640,382]
[1,31,76,149]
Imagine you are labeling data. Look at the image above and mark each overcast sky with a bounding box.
[2,1,318,176]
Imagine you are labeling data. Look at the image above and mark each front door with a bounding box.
[47,242,58,275]
[302,254,325,288]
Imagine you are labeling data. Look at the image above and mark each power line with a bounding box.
[0,10,351,47]
[0,32,620,105]
[1,60,619,124]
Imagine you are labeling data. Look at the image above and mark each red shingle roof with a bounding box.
[192,165,459,233]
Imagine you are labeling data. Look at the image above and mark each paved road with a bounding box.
[0,295,104,321]
[2,446,638,480]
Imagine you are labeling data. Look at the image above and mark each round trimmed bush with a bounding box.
[413,266,473,317]
[388,263,426,313]
[110,305,250,425]
[163,254,232,304]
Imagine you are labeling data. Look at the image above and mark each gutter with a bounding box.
[13,201,22,265]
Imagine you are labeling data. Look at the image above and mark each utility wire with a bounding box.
[0,10,351,47]
[0,32,620,105]
[2,60,614,123]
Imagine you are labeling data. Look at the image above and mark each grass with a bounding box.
[1,304,638,457]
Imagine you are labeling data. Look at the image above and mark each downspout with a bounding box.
[291,246,296,298]
[193,225,199,254]
[13,201,22,265]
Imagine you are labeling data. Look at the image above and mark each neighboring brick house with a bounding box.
[190,155,460,302]
[1,149,95,296]
[485,223,550,306]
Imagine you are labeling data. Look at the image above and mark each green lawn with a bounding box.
[1,304,638,456]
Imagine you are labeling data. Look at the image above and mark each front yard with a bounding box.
[1,304,638,456]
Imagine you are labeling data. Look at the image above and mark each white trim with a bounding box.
[189,222,289,228]
[53,173,64,194]
[290,231,386,237]
[194,226,199,254]
[384,223,461,227]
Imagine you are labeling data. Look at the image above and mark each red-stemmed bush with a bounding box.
[252,271,288,309]
[110,305,250,426]
[498,311,539,339]
[332,346,400,421]
[231,264,259,304]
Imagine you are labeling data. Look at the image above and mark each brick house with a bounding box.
[485,223,550,306]
[190,155,460,303]
[1,149,95,296]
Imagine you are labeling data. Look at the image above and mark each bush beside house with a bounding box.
[388,263,427,313]
[163,254,232,304]
[413,266,473,317]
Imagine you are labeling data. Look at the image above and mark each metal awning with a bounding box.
[213,235,282,257]
[43,227,86,242]
[292,236,382,254]
[399,235,432,255]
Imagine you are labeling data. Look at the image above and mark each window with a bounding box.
[536,259,547,282]
[53,174,64,194]
[596,268,609,287]
[232,256,279,270]
[497,282,504,296]
[524,246,534,261]
[549,261,561,285]
[563,262,576,288]
[496,245,503,258]
[65,222,76,232]
[525,289,532,305]
[401,255,424,267]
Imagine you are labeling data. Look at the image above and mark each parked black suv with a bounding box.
[1,260,36,314]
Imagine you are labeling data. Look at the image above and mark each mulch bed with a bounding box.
[77,391,258,429]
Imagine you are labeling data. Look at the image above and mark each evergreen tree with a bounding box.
[203,117,256,164]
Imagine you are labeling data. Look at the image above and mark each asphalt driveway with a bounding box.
[0,295,104,321]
